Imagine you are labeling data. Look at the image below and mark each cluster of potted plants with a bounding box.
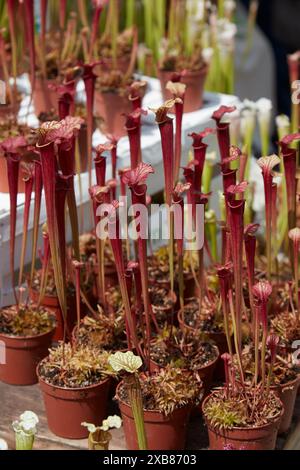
[0,0,299,452]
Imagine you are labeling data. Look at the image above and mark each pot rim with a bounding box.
[158,64,208,76]
[271,374,300,391]
[202,392,284,432]
[0,306,56,340]
[36,358,111,392]
[115,380,191,415]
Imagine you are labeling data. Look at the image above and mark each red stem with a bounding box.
[30,160,43,281]
[158,117,174,206]
[89,5,103,61]
[227,198,245,350]
[6,153,20,302]
[174,100,183,183]
[58,80,76,120]
[94,155,106,186]
[82,63,98,187]
[125,112,142,169]
[23,0,36,91]
[18,168,34,287]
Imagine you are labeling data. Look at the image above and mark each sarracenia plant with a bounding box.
[53,116,84,260]
[7,0,18,93]
[18,163,34,288]
[105,201,141,355]
[189,127,215,196]
[23,0,35,93]
[152,99,181,292]
[288,228,300,316]
[57,79,76,120]
[82,62,100,187]
[37,122,69,338]
[125,109,147,170]
[217,264,233,355]
[89,0,107,61]
[55,173,73,279]
[252,281,273,388]
[109,351,147,450]
[30,160,44,283]
[89,184,110,306]
[212,105,237,170]
[279,133,300,232]
[1,136,27,302]
[165,78,186,184]
[72,260,85,333]
[109,136,118,181]
[172,182,191,309]
[122,163,156,367]
[38,224,51,307]
[129,81,147,112]
[226,181,248,364]
[266,334,280,395]
[94,143,111,186]
[257,154,280,280]
[244,223,260,329]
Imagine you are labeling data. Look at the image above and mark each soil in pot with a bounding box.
[0,304,56,385]
[37,343,113,438]
[116,365,202,450]
[202,388,283,450]
[158,65,208,113]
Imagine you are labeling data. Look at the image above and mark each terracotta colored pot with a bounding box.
[158,66,208,113]
[29,284,91,342]
[32,77,58,116]
[272,376,300,434]
[38,369,111,439]
[202,394,283,450]
[116,382,191,450]
[94,89,132,138]
[0,326,55,385]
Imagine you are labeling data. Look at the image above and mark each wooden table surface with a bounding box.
[0,381,299,450]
